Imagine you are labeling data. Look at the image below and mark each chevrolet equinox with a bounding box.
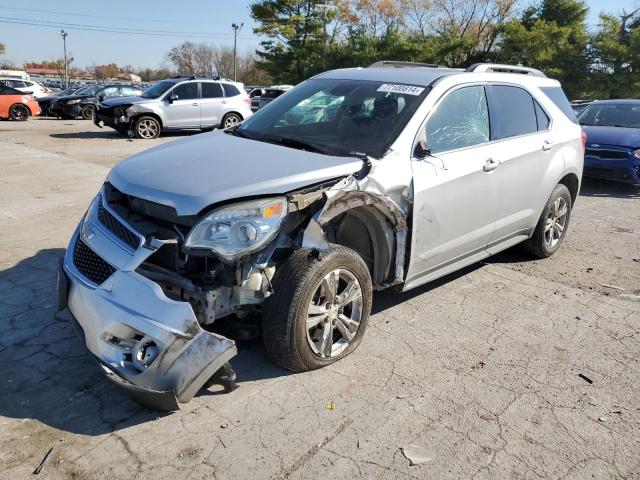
[58,62,585,410]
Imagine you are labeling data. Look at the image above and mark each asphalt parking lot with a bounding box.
[1,118,639,479]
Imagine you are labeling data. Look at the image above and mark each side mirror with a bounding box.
[168,94,179,103]
[413,137,431,160]
[97,94,105,102]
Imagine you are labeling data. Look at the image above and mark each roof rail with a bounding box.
[171,74,221,80]
[369,60,442,69]
[466,63,546,78]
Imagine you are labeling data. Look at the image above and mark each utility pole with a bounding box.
[59,30,68,87]
[231,22,243,81]
[316,4,336,70]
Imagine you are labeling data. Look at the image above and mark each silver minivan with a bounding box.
[59,63,584,410]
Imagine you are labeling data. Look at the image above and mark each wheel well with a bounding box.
[324,206,394,288]
[11,103,30,113]
[559,173,579,205]
[223,111,243,120]
[133,112,163,128]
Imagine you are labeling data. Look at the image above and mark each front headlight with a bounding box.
[185,197,287,260]
[67,99,81,105]
[631,149,640,159]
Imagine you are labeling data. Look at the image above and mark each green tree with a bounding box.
[251,0,329,83]
[588,9,640,98]
[497,0,590,98]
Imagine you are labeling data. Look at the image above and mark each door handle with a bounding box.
[221,100,228,104]
[542,140,553,151]
[192,103,199,106]
[483,158,500,172]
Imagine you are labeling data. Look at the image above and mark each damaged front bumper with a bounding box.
[59,196,237,411]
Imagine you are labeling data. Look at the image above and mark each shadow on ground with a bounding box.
[579,177,640,199]
[0,248,285,435]
[49,130,196,140]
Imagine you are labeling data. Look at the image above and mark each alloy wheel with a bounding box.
[137,119,159,139]
[544,196,568,248]
[306,268,363,359]
[10,104,29,121]
[223,114,241,128]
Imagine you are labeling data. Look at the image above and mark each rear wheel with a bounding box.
[81,104,95,120]
[263,246,372,372]
[133,116,161,139]
[9,104,29,121]
[222,112,242,129]
[524,184,572,258]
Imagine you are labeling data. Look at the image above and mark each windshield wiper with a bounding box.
[267,136,332,155]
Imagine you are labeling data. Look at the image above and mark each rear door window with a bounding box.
[426,85,490,154]
[487,85,538,139]
[540,87,578,124]
[221,83,241,97]
[534,100,550,130]
[201,82,223,98]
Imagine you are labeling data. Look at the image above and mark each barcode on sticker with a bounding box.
[377,84,425,96]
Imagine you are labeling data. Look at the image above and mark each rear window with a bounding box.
[540,87,578,124]
[487,85,537,139]
[222,83,241,97]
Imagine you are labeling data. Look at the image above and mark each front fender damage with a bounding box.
[297,174,409,286]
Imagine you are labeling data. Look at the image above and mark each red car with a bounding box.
[0,84,41,120]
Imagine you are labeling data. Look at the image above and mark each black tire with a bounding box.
[263,245,372,372]
[221,112,242,129]
[81,104,95,120]
[9,104,29,121]
[133,116,161,139]
[524,184,572,258]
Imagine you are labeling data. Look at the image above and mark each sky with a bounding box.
[0,0,637,70]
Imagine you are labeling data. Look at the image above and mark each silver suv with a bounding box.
[59,63,584,410]
[94,76,253,139]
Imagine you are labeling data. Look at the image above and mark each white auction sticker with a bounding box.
[377,84,425,96]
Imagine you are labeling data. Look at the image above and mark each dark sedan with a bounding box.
[51,84,141,120]
[37,87,84,117]
[579,100,640,185]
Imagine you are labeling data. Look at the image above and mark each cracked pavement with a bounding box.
[1,119,639,479]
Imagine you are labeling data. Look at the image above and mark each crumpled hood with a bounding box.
[582,126,640,149]
[101,96,147,107]
[107,130,363,216]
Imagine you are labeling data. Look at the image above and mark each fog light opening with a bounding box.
[135,340,159,368]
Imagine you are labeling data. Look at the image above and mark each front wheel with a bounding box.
[9,104,29,121]
[263,246,372,372]
[81,105,95,120]
[524,184,572,258]
[133,116,161,139]
[222,112,242,129]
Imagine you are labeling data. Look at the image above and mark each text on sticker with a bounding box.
[377,84,425,96]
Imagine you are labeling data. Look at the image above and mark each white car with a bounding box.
[0,78,52,99]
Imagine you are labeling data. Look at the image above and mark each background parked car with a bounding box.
[0,78,52,98]
[94,76,252,139]
[571,99,596,115]
[578,99,640,185]
[52,84,142,120]
[37,87,84,117]
[0,84,40,120]
[249,87,266,112]
[257,85,294,110]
